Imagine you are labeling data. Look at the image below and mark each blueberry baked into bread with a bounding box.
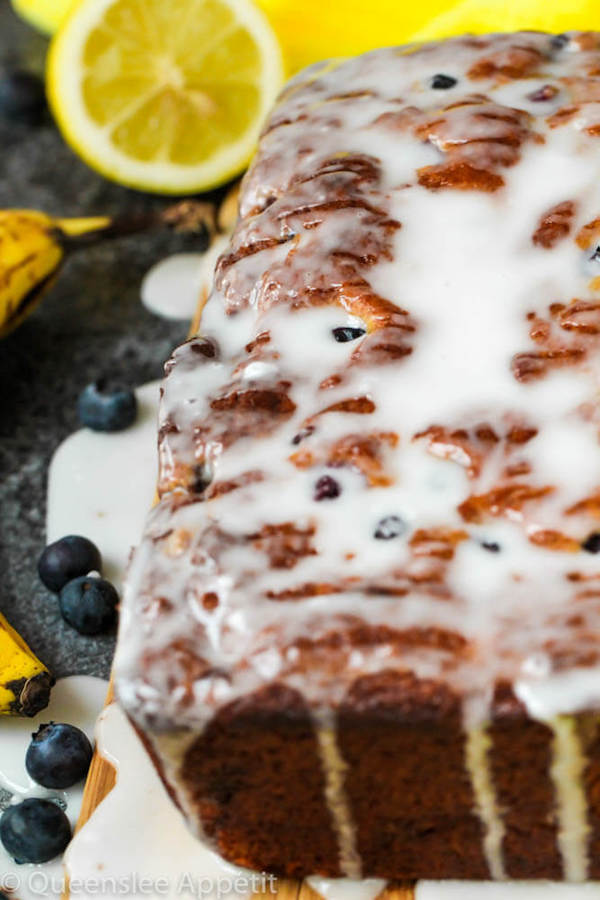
[115,31,600,881]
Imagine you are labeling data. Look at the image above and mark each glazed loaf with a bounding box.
[116,31,600,881]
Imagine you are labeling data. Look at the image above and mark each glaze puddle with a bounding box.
[308,877,387,900]
[141,254,206,321]
[46,381,161,588]
[141,238,230,322]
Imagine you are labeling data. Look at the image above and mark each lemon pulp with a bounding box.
[48,0,284,194]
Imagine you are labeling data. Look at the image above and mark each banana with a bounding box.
[0,200,216,338]
[0,612,54,717]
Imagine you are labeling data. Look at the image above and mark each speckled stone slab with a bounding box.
[0,5,214,679]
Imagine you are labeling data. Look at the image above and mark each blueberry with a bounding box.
[482,541,501,553]
[0,799,71,864]
[314,475,341,501]
[78,381,137,432]
[38,535,102,593]
[59,576,118,635]
[431,73,457,90]
[332,327,366,343]
[26,723,93,790]
[527,84,558,103]
[591,246,600,262]
[582,533,600,554]
[0,70,46,126]
[374,515,405,540]
[292,425,315,445]
[191,463,213,494]
[551,33,569,50]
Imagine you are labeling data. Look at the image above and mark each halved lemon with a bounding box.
[47,0,284,194]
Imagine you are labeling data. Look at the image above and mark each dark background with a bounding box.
[0,3,209,679]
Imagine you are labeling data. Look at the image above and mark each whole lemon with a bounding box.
[255,0,599,73]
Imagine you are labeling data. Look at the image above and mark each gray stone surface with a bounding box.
[0,5,211,679]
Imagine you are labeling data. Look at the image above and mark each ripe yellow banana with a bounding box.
[0,201,216,338]
[0,612,54,717]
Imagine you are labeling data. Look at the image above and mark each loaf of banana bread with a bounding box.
[115,31,600,881]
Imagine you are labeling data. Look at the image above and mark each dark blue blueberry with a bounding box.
[551,33,569,50]
[591,246,600,262]
[527,84,558,103]
[482,541,501,553]
[582,533,600,554]
[38,535,102,593]
[191,463,213,494]
[26,723,93,790]
[0,799,71,864]
[59,576,118,635]
[431,73,457,89]
[374,515,406,540]
[78,381,137,432]
[0,70,46,125]
[314,475,341,501]
[332,327,366,343]
[292,425,315,445]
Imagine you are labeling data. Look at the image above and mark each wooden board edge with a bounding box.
[76,681,116,833]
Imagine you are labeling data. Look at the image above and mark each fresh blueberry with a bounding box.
[431,73,457,90]
[481,541,501,553]
[77,381,137,432]
[582,533,600,554]
[332,327,366,343]
[551,33,569,50]
[0,70,46,126]
[314,475,341,501]
[38,535,102,593]
[26,723,93,790]
[591,246,600,262]
[191,463,213,494]
[0,799,71,864]
[292,425,315,445]
[59,576,118,635]
[527,84,558,103]
[374,515,406,540]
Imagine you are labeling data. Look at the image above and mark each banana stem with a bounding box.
[0,199,219,340]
